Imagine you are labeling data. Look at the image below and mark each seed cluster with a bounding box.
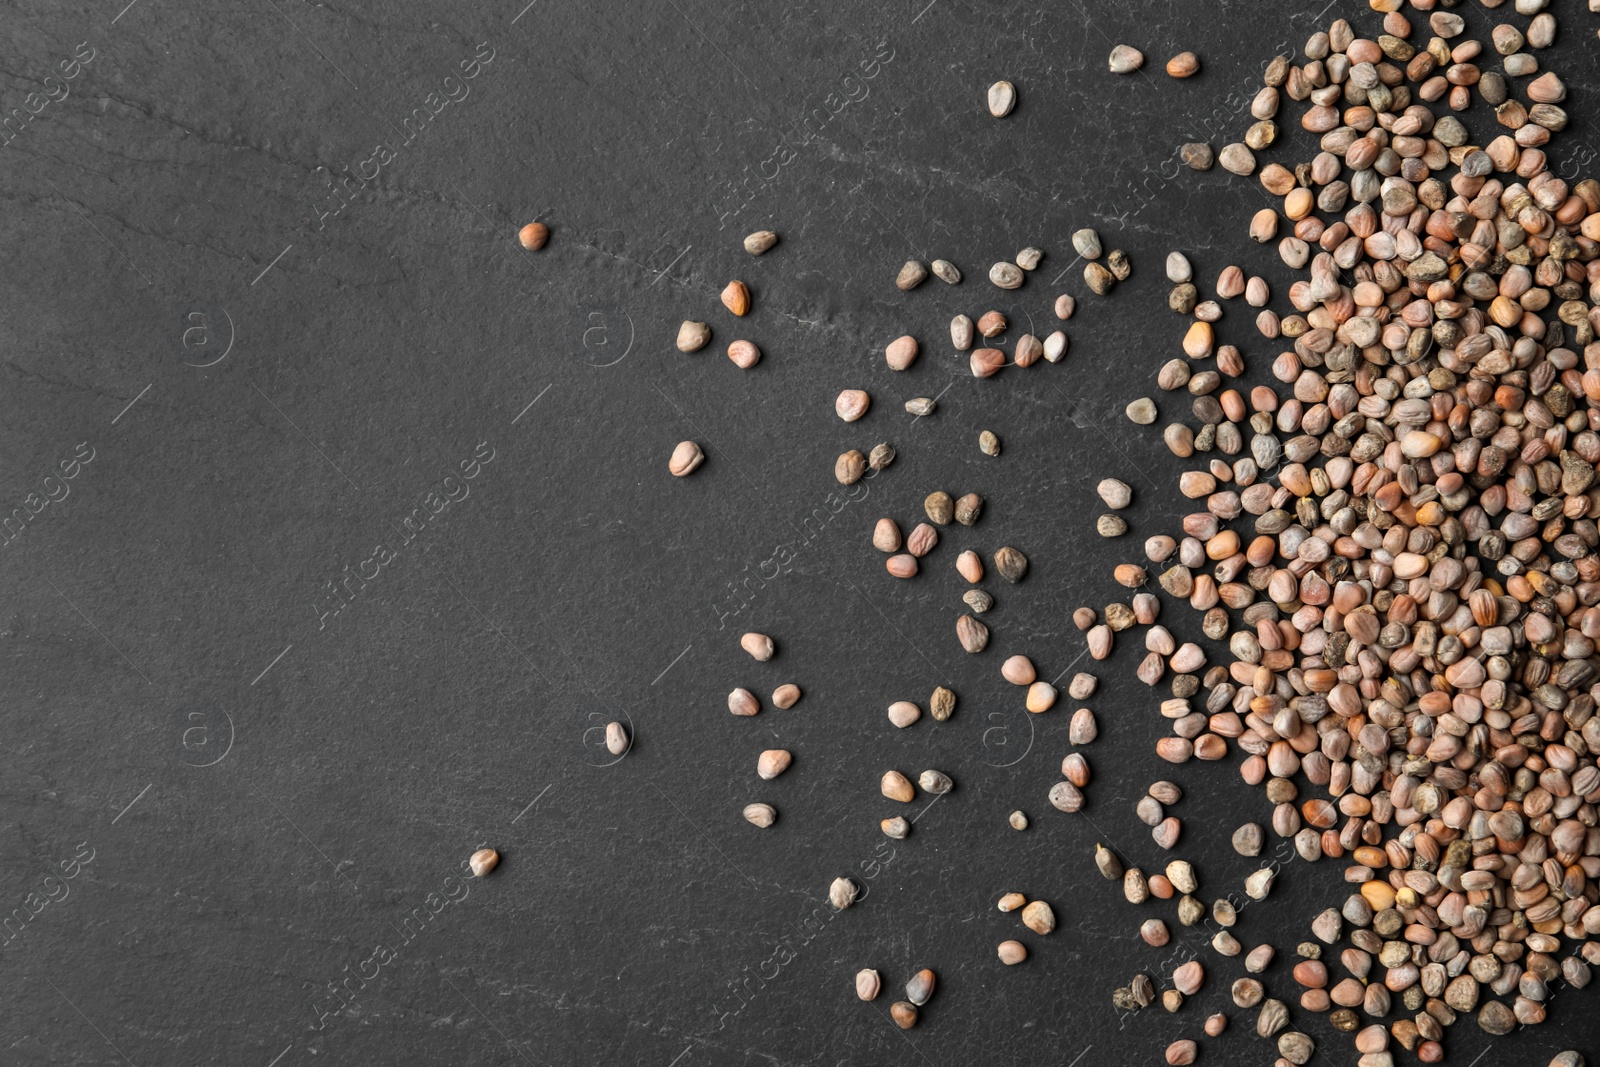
[1075,1,1600,1062]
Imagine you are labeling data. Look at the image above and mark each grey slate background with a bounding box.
[2,0,1597,1063]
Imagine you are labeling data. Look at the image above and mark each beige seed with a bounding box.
[956,614,989,653]
[931,259,961,284]
[1009,810,1028,830]
[896,260,928,290]
[835,450,866,485]
[727,339,760,369]
[1016,247,1043,270]
[885,335,919,371]
[989,261,1024,289]
[604,721,628,755]
[829,877,857,910]
[881,816,910,839]
[881,770,915,802]
[1043,331,1067,362]
[771,684,801,709]
[905,397,937,416]
[669,440,705,477]
[1001,655,1036,685]
[872,518,902,552]
[918,769,952,794]
[469,848,499,877]
[1054,294,1076,320]
[987,79,1017,117]
[998,940,1028,965]
[835,389,870,422]
[887,701,921,728]
[929,687,956,721]
[856,968,881,1001]
[742,230,777,255]
[1098,478,1132,509]
[1126,397,1157,424]
[743,802,776,828]
[950,314,975,350]
[728,688,759,716]
[1109,44,1144,73]
[757,749,792,780]
[675,320,710,352]
[1021,900,1056,934]
[740,633,775,661]
[1173,960,1205,995]
[979,430,1000,456]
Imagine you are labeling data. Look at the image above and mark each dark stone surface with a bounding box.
[2,0,1596,1063]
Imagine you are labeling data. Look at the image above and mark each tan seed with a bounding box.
[604,721,628,755]
[835,389,870,421]
[771,684,801,709]
[835,450,867,485]
[469,848,499,877]
[743,802,776,828]
[956,614,990,653]
[930,686,956,721]
[743,230,778,255]
[998,891,1026,912]
[829,877,857,910]
[740,633,774,661]
[887,700,921,728]
[987,80,1017,117]
[998,940,1028,965]
[873,518,902,553]
[881,816,910,839]
[727,340,761,369]
[885,335,919,370]
[1009,810,1028,830]
[1021,900,1056,934]
[720,280,750,316]
[856,968,881,1001]
[1109,44,1144,73]
[675,320,710,352]
[757,749,792,780]
[669,440,705,477]
[881,770,915,802]
[728,688,759,716]
[956,549,983,583]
